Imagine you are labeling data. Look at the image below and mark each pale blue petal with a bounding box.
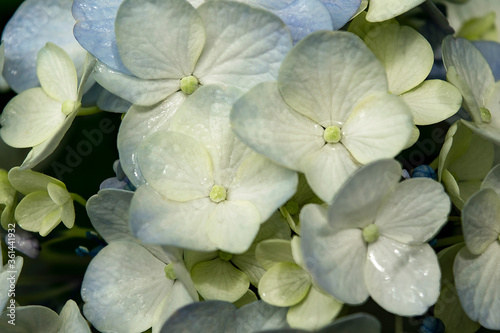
[72,0,131,74]
[1,0,86,93]
[474,41,500,82]
[320,0,361,30]
[160,301,237,332]
[225,300,289,332]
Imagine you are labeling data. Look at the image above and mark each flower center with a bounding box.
[285,200,299,215]
[323,126,341,143]
[164,263,176,280]
[219,251,233,261]
[210,185,226,203]
[480,107,491,123]
[61,100,78,115]
[362,224,380,243]
[180,75,199,95]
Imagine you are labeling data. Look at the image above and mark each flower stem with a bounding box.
[395,315,403,333]
[435,235,464,247]
[78,106,102,116]
[70,193,87,207]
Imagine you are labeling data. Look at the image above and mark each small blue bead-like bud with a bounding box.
[412,165,437,180]
[75,246,90,257]
[419,316,445,333]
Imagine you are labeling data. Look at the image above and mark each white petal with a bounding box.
[255,239,294,270]
[341,93,413,164]
[375,178,450,244]
[231,81,324,171]
[117,92,186,186]
[327,159,402,230]
[302,143,360,203]
[454,243,500,329]
[482,164,500,193]
[229,153,298,221]
[278,31,387,124]
[364,24,433,95]
[137,131,213,201]
[401,80,462,125]
[86,189,136,244]
[20,110,77,169]
[226,300,288,331]
[206,200,261,254]
[8,167,64,195]
[462,188,500,255]
[0,88,64,148]
[115,0,205,79]
[130,184,217,251]
[366,0,425,22]
[0,305,60,332]
[93,61,182,106]
[58,300,91,333]
[258,262,311,307]
[81,241,174,333]
[192,258,250,302]
[365,238,441,316]
[152,281,194,333]
[442,36,495,124]
[169,85,250,186]
[15,191,61,237]
[287,286,343,331]
[0,256,23,312]
[194,1,291,91]
[37,43,77,102]
[300,204,369,304]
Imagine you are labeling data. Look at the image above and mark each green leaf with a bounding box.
[258,262,311,307]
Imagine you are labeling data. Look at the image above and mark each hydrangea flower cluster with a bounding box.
[0,0,499,332]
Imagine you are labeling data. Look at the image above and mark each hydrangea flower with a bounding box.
[256,236,343,330]
[185,212,290,303]
[129,85,297,253]
[0,300,90,333]
[0,43,95,169]
[1,0,87,93]
[442,36,500,145]
[300,159,450,315]
[231,31,413,203]
[438,120,494,210]
[360,21,462,145]
[82,189,196,333]
[101,0,293,186]
[454,164,500,329]
[7,167,75,236]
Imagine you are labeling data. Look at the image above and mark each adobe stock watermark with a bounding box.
[51,117,116,180]
[5,223,17,326]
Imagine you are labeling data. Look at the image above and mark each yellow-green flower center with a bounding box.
[210,185,226,203]
[285,200,299,215]
[480,107,492,123]
[61,100,78,115]
[219,251,233,261]
[323,126,341,143]
[180,75,199,95]
[362,224,380,243]
[164,263,176,280]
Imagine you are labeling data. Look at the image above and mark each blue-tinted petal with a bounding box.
[72,0,131,74]
[255,0,333,44]
[474,41,500,82]
[320,0,361,30]
[1,0,86,93]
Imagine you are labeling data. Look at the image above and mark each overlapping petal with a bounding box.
[365,237,441,316]
[115,0,205,79]
[278,31,387,124]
